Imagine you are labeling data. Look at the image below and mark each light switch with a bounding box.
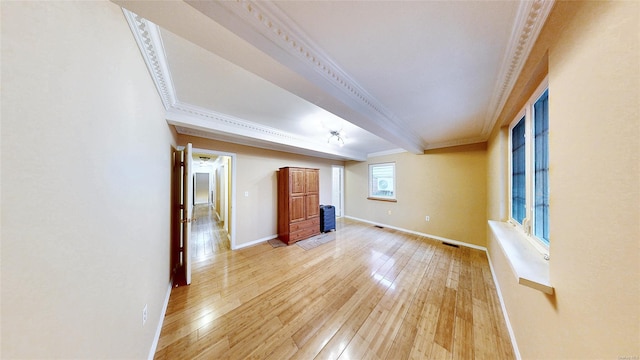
[244,191,249,197]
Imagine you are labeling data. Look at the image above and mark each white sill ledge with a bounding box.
[488,220,554,295]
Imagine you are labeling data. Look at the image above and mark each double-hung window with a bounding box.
[368,162,396,201]
[509,79,550,251]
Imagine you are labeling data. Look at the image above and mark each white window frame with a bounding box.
[368,162,397,202]
[508,77,550,254]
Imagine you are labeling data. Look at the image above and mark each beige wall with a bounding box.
[1,2,176,358]
[179,135,345,248]
[487,1,640,358]
[345,144,487,247]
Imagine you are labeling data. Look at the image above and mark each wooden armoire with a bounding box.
[277,167,320,245]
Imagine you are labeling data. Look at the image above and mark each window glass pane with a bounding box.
[369,163,395,199]
[511,117,526,224]
[533,89,550,244]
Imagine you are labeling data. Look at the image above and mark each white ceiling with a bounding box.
[116,0,554,161]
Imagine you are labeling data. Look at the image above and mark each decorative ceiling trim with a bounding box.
[166,101,366,161]
[184,0,426,154]
[481,0,555,136]
[169,102,295,143]
[122,8,367,161]
[367,148,407,159]
[122,9,176,110]
[173,121,367,162]
[166,102,367,161]
[166,101,367,161]
[423,136,488,151]
[176,126,357,161]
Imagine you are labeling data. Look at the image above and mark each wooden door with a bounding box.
[306,193,319,218]
[305,169,319,219]
[290,168,305,195]
[173,143,194,287]
[305,169,319,193]
[183,143,193,285]
[290,196,305,222]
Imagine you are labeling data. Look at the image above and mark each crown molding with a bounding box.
[167,102,367,161]
[123,8,366,161]
[423,136,488,151]
[184,0,426,154]
[367,148,407,159]
[173,124,367,162]
[482,0,555,137]
[122,9,176,110]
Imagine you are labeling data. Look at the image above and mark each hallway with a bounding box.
[192,204,230,260]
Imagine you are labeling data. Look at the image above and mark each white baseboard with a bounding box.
[343,215,486,251]
[233,234,278,250]
[148,280,173,360]
[344,215,518,358]
[486,253,521,360]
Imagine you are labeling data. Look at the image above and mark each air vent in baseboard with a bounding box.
[442,242,459,248]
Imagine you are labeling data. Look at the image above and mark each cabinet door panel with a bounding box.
[305,169,319,193]
[290,195,305,222]
[291,168,305,195]
[306,193,319,218]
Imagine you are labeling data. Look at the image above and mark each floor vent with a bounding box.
[374,225,384,229]
[442,242,460,248]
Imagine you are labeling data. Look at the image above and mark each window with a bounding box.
[509,80,549,249]
[511,116,526,224]
[368,162,396,201]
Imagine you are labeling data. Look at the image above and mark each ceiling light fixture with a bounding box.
[199,156,210,166]
[328,130,345,147]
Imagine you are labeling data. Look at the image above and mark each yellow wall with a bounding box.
[486,1,640,358]
[179,135,345,248]
[1,2,177,358]
[345,144,487,247]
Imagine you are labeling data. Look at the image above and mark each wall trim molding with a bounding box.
[367,148,407,159]
[123,9,176,110]
[169,110,367,161]
[482,0,555,137]
[345,215,520,358]
[147,280,173,360]
[343,216,486,251]
[185,0,426,154]
[124,1,554,157]
[235,234,279,250]
[486,254,521,360]
[122,8,367,161]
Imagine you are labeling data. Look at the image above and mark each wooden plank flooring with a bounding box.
[155,218,514,359]
[191,204,230,259]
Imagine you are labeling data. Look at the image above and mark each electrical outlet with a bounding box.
[388,210,392,215]
[425,216,430,222]
[142,304,148,326]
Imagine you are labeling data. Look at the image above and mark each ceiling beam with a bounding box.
[183,0,426,154]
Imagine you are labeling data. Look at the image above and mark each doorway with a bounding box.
[191,149,237,255]
[332,165,344,217]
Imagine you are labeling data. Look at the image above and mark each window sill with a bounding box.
[367,197,397,202]
[488,220,554,295]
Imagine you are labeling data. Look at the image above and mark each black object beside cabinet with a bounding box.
[320,205,336,233]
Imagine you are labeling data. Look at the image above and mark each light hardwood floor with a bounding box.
[155,218,514,359]
[191,204,230,259]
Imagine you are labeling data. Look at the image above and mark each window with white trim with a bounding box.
[368,162,396,201]
[509,80,550,250]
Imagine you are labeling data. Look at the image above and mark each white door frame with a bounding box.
[193,147,237,250]
[332,165,345,217]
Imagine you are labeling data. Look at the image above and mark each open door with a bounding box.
[173,143,193,286]
[183,143,193,285]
